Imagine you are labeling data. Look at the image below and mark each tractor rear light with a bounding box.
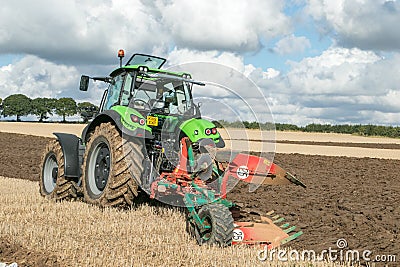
[130,115,139,123]
[205,128,212,135]
[211,127,217,134]
[139,119,145,125]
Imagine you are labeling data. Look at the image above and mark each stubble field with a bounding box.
[0,123,399,266]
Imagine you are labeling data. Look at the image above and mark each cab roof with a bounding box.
[109,53,191,79]
[109,64,189,78]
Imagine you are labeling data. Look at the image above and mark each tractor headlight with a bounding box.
[182,73,191,79]
[131,115,139,123]
[138,66,148,72]
[205,127,217,135]
[130,115,145,125]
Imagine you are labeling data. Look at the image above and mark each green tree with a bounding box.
[2,94,32,121]
[77,101,99,123]
[31,97,57,122]
[55,97,77,122]
[0,97,3,116]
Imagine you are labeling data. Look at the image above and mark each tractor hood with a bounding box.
[179,118,224,148]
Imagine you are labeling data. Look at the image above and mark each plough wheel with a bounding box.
[193,203,234,247]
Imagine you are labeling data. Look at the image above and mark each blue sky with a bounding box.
[0,0,400,126]
[244,1,333,72]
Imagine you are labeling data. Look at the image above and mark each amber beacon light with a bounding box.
[118,49,125,67]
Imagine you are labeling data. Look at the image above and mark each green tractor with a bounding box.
[39,50,305,248]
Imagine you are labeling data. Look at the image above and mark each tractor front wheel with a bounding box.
[39,140,79,200]
[82,122,144,207]
[192,203,234,247]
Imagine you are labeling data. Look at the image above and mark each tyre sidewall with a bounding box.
[194,204,234,247]
[197,206,214,245]
[41,151,58,195]
[39,141,63,198]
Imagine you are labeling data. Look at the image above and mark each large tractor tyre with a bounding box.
[192,203,234,247]
[81,122,144,207]
[39,140,79,200]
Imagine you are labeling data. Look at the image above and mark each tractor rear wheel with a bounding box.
[192,203,234,246]
[39,140,79,200]
[82,122,144,207]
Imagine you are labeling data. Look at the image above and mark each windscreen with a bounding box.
[126,54,166,69]
[132,78,192,115]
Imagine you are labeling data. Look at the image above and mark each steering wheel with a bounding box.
[133,99,151,110]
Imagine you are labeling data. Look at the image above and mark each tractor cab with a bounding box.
[87,53,201,120]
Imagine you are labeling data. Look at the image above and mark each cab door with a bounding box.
[104,74,124,110]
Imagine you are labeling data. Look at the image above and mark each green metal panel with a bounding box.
[179,118,220,143]
[111,106,152,132]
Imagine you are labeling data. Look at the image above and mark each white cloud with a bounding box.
[307,0,400,51]
[0,0,168,64]
[166,48,246,72]
[0,55,79,99]
[155,0,291,52]
[259,47,400,125]
[0,0,291,64]
[284,47,382,95]
[272,34,311,55]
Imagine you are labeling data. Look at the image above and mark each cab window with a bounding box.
[105,75,124,109]
[121,73,133,106]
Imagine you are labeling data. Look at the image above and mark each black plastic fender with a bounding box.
[53,133,82,179]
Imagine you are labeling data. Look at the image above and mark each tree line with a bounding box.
[0,94,98,122]
[214,120,400,138]
[1,94,398,138]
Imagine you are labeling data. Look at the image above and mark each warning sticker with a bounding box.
[232,229,244,242]
[236,165,249,179]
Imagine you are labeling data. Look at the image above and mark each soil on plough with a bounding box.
[0,132,398,263]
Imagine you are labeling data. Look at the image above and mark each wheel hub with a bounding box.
[51,167,58,182]
[43,153,58,194]
[94,146,110,191]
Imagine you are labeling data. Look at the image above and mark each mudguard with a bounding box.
[53,133,81,179]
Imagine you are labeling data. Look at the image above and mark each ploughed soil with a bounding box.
[229,138,400,149]
[0,132,398,264]
[0,132,52,181]
[0,238,60,267]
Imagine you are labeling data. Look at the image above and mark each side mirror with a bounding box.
[80,75,90,91]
